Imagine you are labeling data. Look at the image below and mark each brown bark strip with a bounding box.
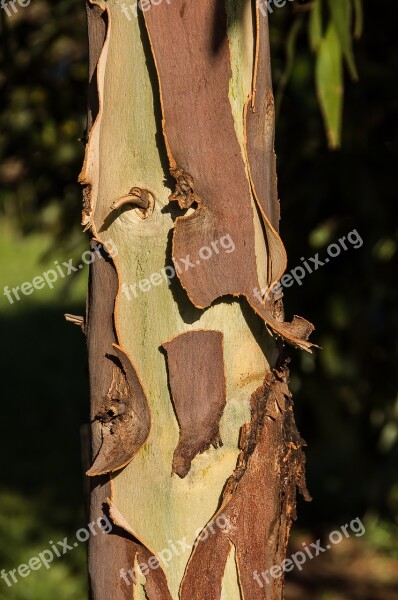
[181,528,232,599]
[143,0,314,351]
[88,477,135,600]
[83,6,128,597]
[180,367,310,600]
[108,500,174,600]
[85,239,150,478]
[86,240,138,599]
[82,0,101,227]
[80,0,110,231]
[162,330,227,478]
[245,3,280,232]
[138,548,174,600]
[86,240,119,466]
[86,242,162,595]
[88,478,173,600]
[86,1,107,133]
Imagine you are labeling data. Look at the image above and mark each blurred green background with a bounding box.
[0,1,396,598]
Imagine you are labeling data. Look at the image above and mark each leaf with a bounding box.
[352,0,364,39]
[316,23,343,149]
[309,0,323,52]
[327,0,358,80]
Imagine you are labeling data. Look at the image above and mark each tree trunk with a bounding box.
[80,1,313,598]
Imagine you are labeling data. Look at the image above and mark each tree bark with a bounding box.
[80,1,313,598]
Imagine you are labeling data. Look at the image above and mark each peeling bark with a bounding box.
[84,237,150,478]
[81,2,312,599]
[108,499,174,600]
[88,476,174,600]
[181,367,311,600]
[162,330,227,478]
[143,0,314,351]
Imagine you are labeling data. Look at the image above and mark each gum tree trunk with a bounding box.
[80,1,313,598]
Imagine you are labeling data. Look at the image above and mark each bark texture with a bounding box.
[80,1,313,598]
[144,0,313,351]
[163,330,227,478]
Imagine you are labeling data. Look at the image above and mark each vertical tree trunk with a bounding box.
[80,1,313,598]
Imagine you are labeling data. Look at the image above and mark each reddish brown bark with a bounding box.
[163,330,226,478]
[180,367,310,599]
[244,4,280,230]
[143,0,313,351]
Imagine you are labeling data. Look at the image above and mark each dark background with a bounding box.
[0,1,397,598]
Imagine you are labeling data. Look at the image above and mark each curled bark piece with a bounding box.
[162,330,227,478]
[111,187,155,220]
[64,313,85,332]
[180,367,311,600]
[87,344,151,476]
[143,1,314,351]
[169,166,199,209]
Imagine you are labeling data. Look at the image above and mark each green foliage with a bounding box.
[0,493,86,600]
[0,0,87,244]
[364,515,398,558]
[309,0,323,51]
[316,22,343,149]
[278,0,363,148]
[327,0,358,80]
[271,0,397,529]
[312,0,362,147]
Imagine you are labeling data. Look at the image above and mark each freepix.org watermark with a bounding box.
[120,514,231,586]
[257,0,295,16]
[121,233,235,301]
[3,239,118,305]
[0,515,112,588]
[0,0,30,18]
[253,517,365,587]
[254,229,363,302]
